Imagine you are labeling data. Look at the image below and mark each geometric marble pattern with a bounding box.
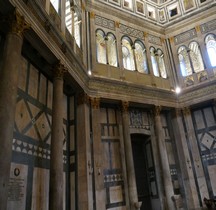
[95,15,115,31]
[200,19,216,34]
[104,173,124,183]
[119,24,144,39]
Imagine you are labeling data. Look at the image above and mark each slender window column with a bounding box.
[49,63,67,210]
[0,11,29,210]
[121,101,141,210]
[154,106,175,210]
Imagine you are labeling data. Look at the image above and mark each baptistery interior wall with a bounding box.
[6,54,76,210]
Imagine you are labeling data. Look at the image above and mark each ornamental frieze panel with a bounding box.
[200,19,216,34]
[148,34,162,46]
[119,24,144,39]
[95,15,115,31]
[174,29,197,45]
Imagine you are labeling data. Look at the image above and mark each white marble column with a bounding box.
[154,106,175,210]
[121,101,141,210]
[0,11,29,210]
[49,63,66,210]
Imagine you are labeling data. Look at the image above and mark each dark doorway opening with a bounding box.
[131,134,152,210]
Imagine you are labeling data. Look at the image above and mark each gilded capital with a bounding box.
[90,97,100,109]
[154,105,161,116]
[169,37,174,43]
[195,25,200,33]
[121,101,129,113]
[77,92,90,106]
[182,107,191,116]
[144,32,148,39]
[52,62,67,79]
[115,21,120,28]
[90,12,95,19]
[8,10,30,38]
[175,108,181,117]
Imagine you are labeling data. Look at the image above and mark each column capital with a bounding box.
[182,107,191,116]
[90,97,100,109]
[154,105,161,116]
[169,37,174,43]
[77,92,90,106]
[195,25,201,33]
[115,21,120,28]
[175,108,182,117]
[90,12,95,19]
[2,9,30,38]
[52,62,67,79]
[121,101,129,113]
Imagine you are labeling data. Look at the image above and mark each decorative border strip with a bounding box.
[95,15,116,31]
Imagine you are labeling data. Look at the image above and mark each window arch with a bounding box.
[157,49,167,78]
[134,40,149,74]
[107,33,118,67]
[178,45,192,76]
[96,29,107,64]
[189,41,204,72]
[205,34,216,67]
[150,46,159,77]
[122,37,135,70]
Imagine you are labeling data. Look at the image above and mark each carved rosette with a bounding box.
[121,101,129,113]
[182,107,191,116]
[7,10,30,38]
[52,62,67,79]
[154,105,161,117]
[90,97,100,109]
[77,92,90,106]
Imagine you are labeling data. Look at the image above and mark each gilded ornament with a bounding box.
[122,101,129,112]
[90,97,100,109]
[53,62,67,78]
[183,107,190,116]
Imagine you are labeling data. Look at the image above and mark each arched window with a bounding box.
[51,0,60,13]
[189,41,204,72]
[205,34,216,67]
[122,37,135,70]
[74,11,81,47]
[178,46,192,76]
[96,29,107,64]
[157,49,167,78]
[150,47,159,77]
[107,33,118,67]
[134,41,149,74]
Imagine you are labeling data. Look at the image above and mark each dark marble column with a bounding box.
[77,92,93,210]
[121,101,141,210]
[154,106,175,210]
[49,63,67,210]
[0,11,29,210]
[90,97,106,210]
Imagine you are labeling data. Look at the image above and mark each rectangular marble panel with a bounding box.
[109,186,123,203]
[204,107,215,127]
[111,142,121,169]
[194,110,205,130]
[108,109,116,124]
[208,165,216,196]
[28,65,39,99]
[100,108,107,123]
[69,96,74,120]
[103,142,110,169]
[39,73,47,105]
[7,163,28,210]
[70,172,76,210]
[47,81,53,109]
[18,57,28,91]
[31,167,49,210]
